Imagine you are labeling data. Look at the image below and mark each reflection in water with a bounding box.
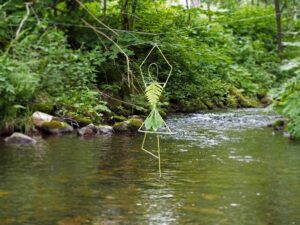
[0,109,299,225]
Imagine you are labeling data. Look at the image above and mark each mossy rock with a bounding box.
[127,119,143,131]
[229,87,257,108]
[40,120,73,134]
[271,119,287,131]
[113,119,143,133]
[74,116,92,127]
[42,120,68,129]
[111,115,127,123]
[113,121,129,132]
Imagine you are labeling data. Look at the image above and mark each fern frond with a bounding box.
[145,82,163,108]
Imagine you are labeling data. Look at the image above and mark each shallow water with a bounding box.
[0,109,299,225]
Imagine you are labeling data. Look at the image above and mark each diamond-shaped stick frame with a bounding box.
[139,44,173,89]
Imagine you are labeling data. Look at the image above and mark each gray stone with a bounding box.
[95,125,114,135]
[4,132,37,145]
[77,127,95,137]
[32,111,53,127]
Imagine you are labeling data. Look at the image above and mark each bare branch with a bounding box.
[15,2,32,38]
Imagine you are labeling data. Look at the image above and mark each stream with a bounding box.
[0,108,299,225]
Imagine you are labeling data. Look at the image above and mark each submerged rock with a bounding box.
[4,132,37,145]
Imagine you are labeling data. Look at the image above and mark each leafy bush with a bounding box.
[273,72,300,138]
[0,26,107,131]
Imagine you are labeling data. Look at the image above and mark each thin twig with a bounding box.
[82,19,134,89]
[15,2,32,38]
[75,0,119,36]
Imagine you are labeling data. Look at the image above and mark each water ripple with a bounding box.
[165,108,280,148]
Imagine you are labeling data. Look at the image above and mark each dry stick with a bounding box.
[3,2,32,59]
[15,2,32,38]
[29,4,40,24]
[76,0,138,89]
[82,19,135,90]
[75,0,119,36]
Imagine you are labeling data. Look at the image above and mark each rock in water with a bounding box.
[32,111,73,135]
[40,121,74,135]
[77,124,113,136]
[77,127,95,137]
[32,111,53,127]
[4,133,37,145]
[95,125,114,135]
[113,119,143,133]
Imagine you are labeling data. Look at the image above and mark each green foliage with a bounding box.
[219,6,276,50]
[55,88,111,124]
[0,0,293,132]
[0,26,107,130]
[144,108,164,132]
[145,82,163,108]
[273,73,300,138]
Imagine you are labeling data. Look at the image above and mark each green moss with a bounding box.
[226,95,238,108]
[272,120,287,130]
[74,116,92,127]
[113,121,128,132]
[111,115,127,122]
[179,99,208,112]
[229,87,257,108]
[203,100,214,110]
[31,92,54,114]
[127,119,143,131]
[31,102,54,114]
[41,120,68,129]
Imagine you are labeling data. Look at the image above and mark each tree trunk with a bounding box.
[121,0,129,30]
[186,0,191,25]
[291,0,297,30]
[207,0,211,21]
[102,0,107,18]
[53,0,58,16]
[274,0,284,60]
[130,0,138,30]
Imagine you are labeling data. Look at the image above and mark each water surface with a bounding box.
[0,109,299,225]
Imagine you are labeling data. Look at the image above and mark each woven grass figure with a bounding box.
[138,44,175,177]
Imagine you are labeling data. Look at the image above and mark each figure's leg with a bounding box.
[141,133,159,159]
[157,134,161,177]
